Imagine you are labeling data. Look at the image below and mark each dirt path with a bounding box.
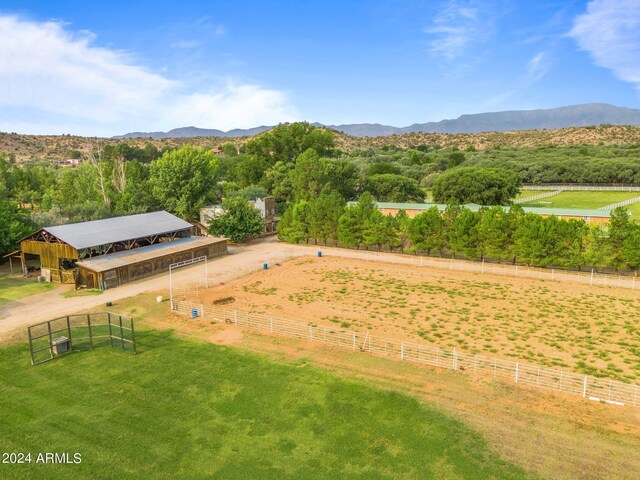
[0,236,289,335]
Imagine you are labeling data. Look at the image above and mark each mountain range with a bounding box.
[114,103,640,139]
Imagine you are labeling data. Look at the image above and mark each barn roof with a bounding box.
[76,236,226,273]
[41,211,192,250]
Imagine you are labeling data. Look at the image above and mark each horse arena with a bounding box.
[172,249,640,404]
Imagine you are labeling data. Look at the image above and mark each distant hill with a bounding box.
[115,104,640,138]
[113,125,273,139]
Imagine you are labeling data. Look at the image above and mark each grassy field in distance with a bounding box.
[0,330,531,480]
[518,190,639,209]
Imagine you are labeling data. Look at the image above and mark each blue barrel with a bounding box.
[263,263,268,270]
[318,251,322,257]
[191,308,198,318]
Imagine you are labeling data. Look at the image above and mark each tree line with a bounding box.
[279,193,640,273]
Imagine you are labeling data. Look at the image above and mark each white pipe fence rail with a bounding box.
[513,190,562,204]
[521,185,640,191]
[171,245,638,305]
[172,300,640,408]
[599,196,640,211]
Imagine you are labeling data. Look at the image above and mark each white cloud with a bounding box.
[0,15,297,136]
[569,0,640,90]
[526,52,550,82]
[425,1,491,60]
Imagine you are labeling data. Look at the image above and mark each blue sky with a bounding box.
[0,0,639,136]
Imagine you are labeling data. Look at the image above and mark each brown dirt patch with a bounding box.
[195,256,640,382]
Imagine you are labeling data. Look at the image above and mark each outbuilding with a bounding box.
[19,211,227,289]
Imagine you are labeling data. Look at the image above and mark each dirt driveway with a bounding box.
[0,236,290,337]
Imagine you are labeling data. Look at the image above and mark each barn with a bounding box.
[19,211,227,289]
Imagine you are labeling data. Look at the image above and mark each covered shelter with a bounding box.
[19,211,227,288]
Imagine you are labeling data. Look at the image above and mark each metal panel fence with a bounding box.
[27,312,136,365]
[172,300,640,408]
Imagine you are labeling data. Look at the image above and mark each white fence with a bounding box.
[522,184,640,191]
[171,245,638,303]
[172,300,640,408]
[513,190,562,204]
[600,196,640,210]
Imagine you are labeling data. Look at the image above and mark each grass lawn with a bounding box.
[0,268,55,305]
[515,190,553,199]
[0,330,531,480]
[627,201,640,219]
[61,289,103,298]
[519,190,640,209]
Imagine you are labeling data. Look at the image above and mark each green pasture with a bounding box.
[0,329,531,480]
[518,190,640,209]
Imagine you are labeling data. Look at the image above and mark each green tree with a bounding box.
[245,122,335,165]
[407,207,446,255]
[307,192,346,245]
[337,192,377,248]
[0,199,35,255]
[364,174,424,202]
[432,167,521,205]
[207,197,263,243]
[150,146,218,219]
[448,208,480,259]
[278,200,310,244]
[289,149,328,201]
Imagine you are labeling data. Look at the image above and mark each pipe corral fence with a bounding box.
[168,244,640,408]
[172,301,639,408]
[27,312,136,365]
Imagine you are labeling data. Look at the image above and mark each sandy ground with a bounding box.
[196,255,640,382]
[0,236,289,336]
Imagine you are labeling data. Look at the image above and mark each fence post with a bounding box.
[551,269,555,281]
[515,265,518,277]
[515,363,519,384]
[108,312,114,347]
[401,342,404,360]
[583,376,587,398]
[87,314,93,349]
[130,317,136,354]
[119,315,125,350]
[633,276,636,290]
[481,260,484,274]
[590,268,594,285]
[28,327,35,365]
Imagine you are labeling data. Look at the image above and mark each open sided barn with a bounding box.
[19,211,227,289]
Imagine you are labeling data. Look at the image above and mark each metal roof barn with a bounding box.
[43,211,192,250]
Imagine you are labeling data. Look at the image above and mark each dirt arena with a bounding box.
[196,256,640,382]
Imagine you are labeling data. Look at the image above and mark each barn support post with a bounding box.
[8,256,13,276]
[20,251,26,277]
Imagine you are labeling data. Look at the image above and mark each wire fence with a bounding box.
[172,300,640,408]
